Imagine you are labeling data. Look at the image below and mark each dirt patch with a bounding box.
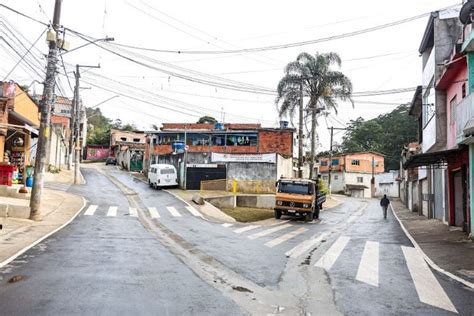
[8,275,27,284]
[220,207,274,222]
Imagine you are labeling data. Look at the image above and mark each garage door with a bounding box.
[186,165,227,190]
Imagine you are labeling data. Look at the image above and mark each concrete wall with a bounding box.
[345,173,372,198]
[206,194,275,209]
[375,171,399,198]
[48,128,67,169]
[276,154,293,179]
[321,171,344,193]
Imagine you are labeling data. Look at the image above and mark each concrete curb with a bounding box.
[0,196,87,269]
[390,204,474,289]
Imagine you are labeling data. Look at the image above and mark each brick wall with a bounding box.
[258,130,292,157]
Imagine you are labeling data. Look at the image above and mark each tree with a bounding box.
[197,116,217,124]
[277,52,353,179]
[339,104,417,171]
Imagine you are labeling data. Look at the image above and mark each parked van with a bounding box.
[148,164,178,189]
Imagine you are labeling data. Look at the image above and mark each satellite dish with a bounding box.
[460,0,474,25]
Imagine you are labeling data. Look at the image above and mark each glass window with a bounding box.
[157,134,179,145]
[160,168,175,175]
[320,161,328,166]
[450,95,457,126]
[462,83,466,99]
[133,138,141,142]
[120,137,127,141]
[351,160,360,166]
[331,159,339,166]
[357,177,363,183]
[278,182,310,194]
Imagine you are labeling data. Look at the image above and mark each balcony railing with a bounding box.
[456,93,474,143]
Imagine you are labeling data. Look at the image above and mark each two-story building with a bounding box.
[145,123,294,190]
[319,152,385,198]
[110,129,146,171]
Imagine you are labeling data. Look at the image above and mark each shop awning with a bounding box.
[346,184,369,190]
[403,148,463,169]
[8,110,39,135]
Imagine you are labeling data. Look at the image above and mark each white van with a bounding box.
[148,164,178,189]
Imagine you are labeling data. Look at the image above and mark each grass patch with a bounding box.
[221,207,274,222]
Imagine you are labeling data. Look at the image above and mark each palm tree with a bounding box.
[276,52,353,179]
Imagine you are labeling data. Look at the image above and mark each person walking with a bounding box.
[380,194,390,219]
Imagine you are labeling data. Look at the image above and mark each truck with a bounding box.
[274,178,326,221]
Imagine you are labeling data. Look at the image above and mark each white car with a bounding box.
[148,164,178,189]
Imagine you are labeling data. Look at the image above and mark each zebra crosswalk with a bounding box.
[81,204,202,219]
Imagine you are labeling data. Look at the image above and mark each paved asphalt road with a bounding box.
[0,165,472,315]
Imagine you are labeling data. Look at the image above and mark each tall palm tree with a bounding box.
[277,52,353,179]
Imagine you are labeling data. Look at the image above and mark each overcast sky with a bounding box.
[0,0,463,151]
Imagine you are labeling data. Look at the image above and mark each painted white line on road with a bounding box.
[248,224,292,240]
[356,241,379,287]
[233,225,260,234]
[84,205,98,216]
[129,207,138,217]
[391,204,474,289]
[167,206,181,217]
[107,206,118,217]
[285,232,329,259]
[315,236,350,270]
[222,223,234,228]
[270,220,290,226]
[401,246,457,313]
[265,227,308,248]
[185,205,202,217]
[148,207,160,219]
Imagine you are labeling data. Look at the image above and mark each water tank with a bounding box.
[214,122,224,130]
[279,120,289,129]
[171,141,185,152]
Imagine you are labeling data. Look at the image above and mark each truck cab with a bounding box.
[274,178,326,221]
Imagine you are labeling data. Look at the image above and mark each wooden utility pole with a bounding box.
[30,0,62,220]
[328,126,334,195]
[298,82,304,178]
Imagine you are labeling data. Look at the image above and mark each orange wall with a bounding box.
[13,85,40,126]
[319,153,384,173]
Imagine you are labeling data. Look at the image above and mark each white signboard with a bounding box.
[211,153,276,163]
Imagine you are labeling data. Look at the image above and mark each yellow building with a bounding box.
[0,81,40,183]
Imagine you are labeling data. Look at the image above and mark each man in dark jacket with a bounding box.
[380,195,390,219]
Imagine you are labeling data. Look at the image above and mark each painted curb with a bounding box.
[390,204,474,289]
[0,196,87,269]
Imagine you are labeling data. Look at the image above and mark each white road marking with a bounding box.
[106,206,118,217]
[167,206,182,217]
[265,227,308,248]
[185,205,202,217]
[129,207,138,217]
[270,220,290,226]
[315,236,351,270]
[248,224,292,240]
[84,205,98,216]
[233,225,260,234]
[285,232,329,258]
[401,246,457,313]
[222,223,234,228]
[148,207,160,219]
[356,241,379,287]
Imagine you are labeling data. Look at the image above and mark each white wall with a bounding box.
[321,172,345,193]
[277,154,293,179]
[375,171,399,198]
[345,173,372,198]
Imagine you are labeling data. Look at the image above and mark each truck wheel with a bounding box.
[305,212,313,222]
[274,210,282,219]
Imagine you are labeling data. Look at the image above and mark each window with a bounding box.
[462,83,467,99]
[334,175,338,180]
[157,134,180,145]
[320,161,328,166]
[160,168,175,175]
[120,137,127,142]
[351,159,360,166]
[423,79,436,126]
[278,182,310,194]
[450,95,457,125]
[331,159,339,166]
[226,134,257,146]
[357,177,363,183]
[186,133,210,146]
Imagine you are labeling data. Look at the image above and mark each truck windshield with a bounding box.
[278,182,310,195]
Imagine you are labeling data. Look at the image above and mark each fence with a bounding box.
[200,178,276,195]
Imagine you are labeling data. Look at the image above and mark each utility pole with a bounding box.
[328,126,334,196]
[30,0,62,221]
[183,126,187,189]
[371,156,375,198]
[298,82,304,178]
[73,64,100,184]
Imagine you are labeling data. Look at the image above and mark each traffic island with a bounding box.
[0,188,85,268]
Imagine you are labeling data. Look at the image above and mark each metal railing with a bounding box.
[200,178,276,194]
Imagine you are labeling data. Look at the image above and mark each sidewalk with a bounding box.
[391,200,474,286]
[0,168,86,268]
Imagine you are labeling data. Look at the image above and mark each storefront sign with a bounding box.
[211,153,276,163]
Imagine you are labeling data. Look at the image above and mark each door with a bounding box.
[186,166,227,190]
[453,171,464,227]
[130,152,143,172]
[351,189,363,198]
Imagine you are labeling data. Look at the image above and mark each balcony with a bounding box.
[455,93,474,144]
